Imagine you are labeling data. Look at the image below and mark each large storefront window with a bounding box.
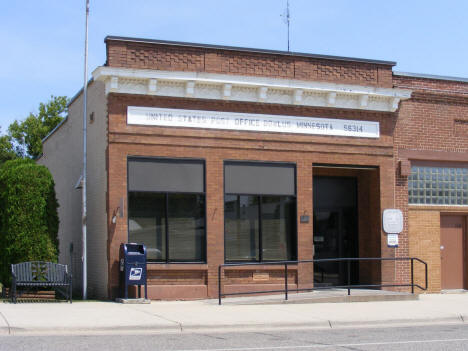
[128,158,206,262]
[409,165,468,205]
[224,162,297,262]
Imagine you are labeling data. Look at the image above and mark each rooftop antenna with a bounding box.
[281,0,291,51]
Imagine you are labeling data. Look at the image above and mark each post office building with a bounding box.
[39,36,468,300]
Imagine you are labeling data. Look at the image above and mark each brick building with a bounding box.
[38,36,468,300]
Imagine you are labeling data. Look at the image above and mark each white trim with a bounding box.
[360,95,369,107]
[148,79,157,94]
[257,87,268,102]
[293,89,303,104]
[327,92,337,106]
[223,84,232,99]
[93,66,412,112]
[185,81,195,97]
[109,76,118,92]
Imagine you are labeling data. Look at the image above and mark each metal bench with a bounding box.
[11,262,72,303]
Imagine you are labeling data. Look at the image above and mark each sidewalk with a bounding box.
[1,293,468,336]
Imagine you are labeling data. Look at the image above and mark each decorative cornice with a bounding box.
[399,149,468,162]
[93,67,412,112]
[409,91,468,106]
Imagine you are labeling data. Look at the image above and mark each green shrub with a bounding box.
[0,159,59,286]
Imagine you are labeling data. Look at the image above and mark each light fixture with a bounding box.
[112,206,120,224]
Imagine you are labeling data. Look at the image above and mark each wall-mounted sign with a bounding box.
[387,234,399,247]
[127,106,380,138]
[383,209,403,234]
[253,272,270,281]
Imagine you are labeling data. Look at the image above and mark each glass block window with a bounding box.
[408,166,468,205]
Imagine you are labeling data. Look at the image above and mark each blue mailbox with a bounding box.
[119,243,147,299]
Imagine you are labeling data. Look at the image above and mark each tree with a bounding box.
[0,159,59,286]
[0,130,17,165]
[7,95,68,159]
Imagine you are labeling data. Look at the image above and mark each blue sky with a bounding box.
[1,0,467,132]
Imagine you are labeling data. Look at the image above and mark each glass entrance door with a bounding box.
[313,176,358,286]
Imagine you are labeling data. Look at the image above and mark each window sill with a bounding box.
[409,204,468,211]
[147,263,208,270]
[222,264,298,271]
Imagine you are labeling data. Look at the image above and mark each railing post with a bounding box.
[218,265,222,305]
[425,262,428,291]
[411,258,414,294]
[285,263,288,301]
[347,259,351,296]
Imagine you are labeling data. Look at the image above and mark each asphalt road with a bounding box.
[2,324,468,350]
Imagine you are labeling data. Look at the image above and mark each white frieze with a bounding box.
[93,67,412,112]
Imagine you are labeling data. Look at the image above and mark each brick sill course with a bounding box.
[409,204,468,212]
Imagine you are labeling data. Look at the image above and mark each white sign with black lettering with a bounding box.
[127,106,380,138]
[383,209,403,234]
[387,234,399,247]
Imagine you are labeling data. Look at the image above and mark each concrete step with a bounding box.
[215,289,419,305]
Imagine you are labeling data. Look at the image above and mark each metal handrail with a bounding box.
[218,257,428,305]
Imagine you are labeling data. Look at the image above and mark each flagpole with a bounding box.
[287,0,290,52]
[82,0,89,300]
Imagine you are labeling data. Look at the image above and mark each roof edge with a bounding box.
[45,78,97,144]
[105,35,396,67]
[394,71,468,84]
[42,116,68,144]
[67,78,94,108]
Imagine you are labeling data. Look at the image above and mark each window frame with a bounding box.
[223,160,298,263]
[127,156,207,264]
[408,161,468,206]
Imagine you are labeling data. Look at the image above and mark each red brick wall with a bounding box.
[106,39,393,88]
[394,76,468,151]
[393,75,468,292]
[394,76,468,95]
[101,40,468,299]
[107,94,396,299]
[408,209,441,293]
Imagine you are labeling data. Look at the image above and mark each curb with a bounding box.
[2,316,465,336]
